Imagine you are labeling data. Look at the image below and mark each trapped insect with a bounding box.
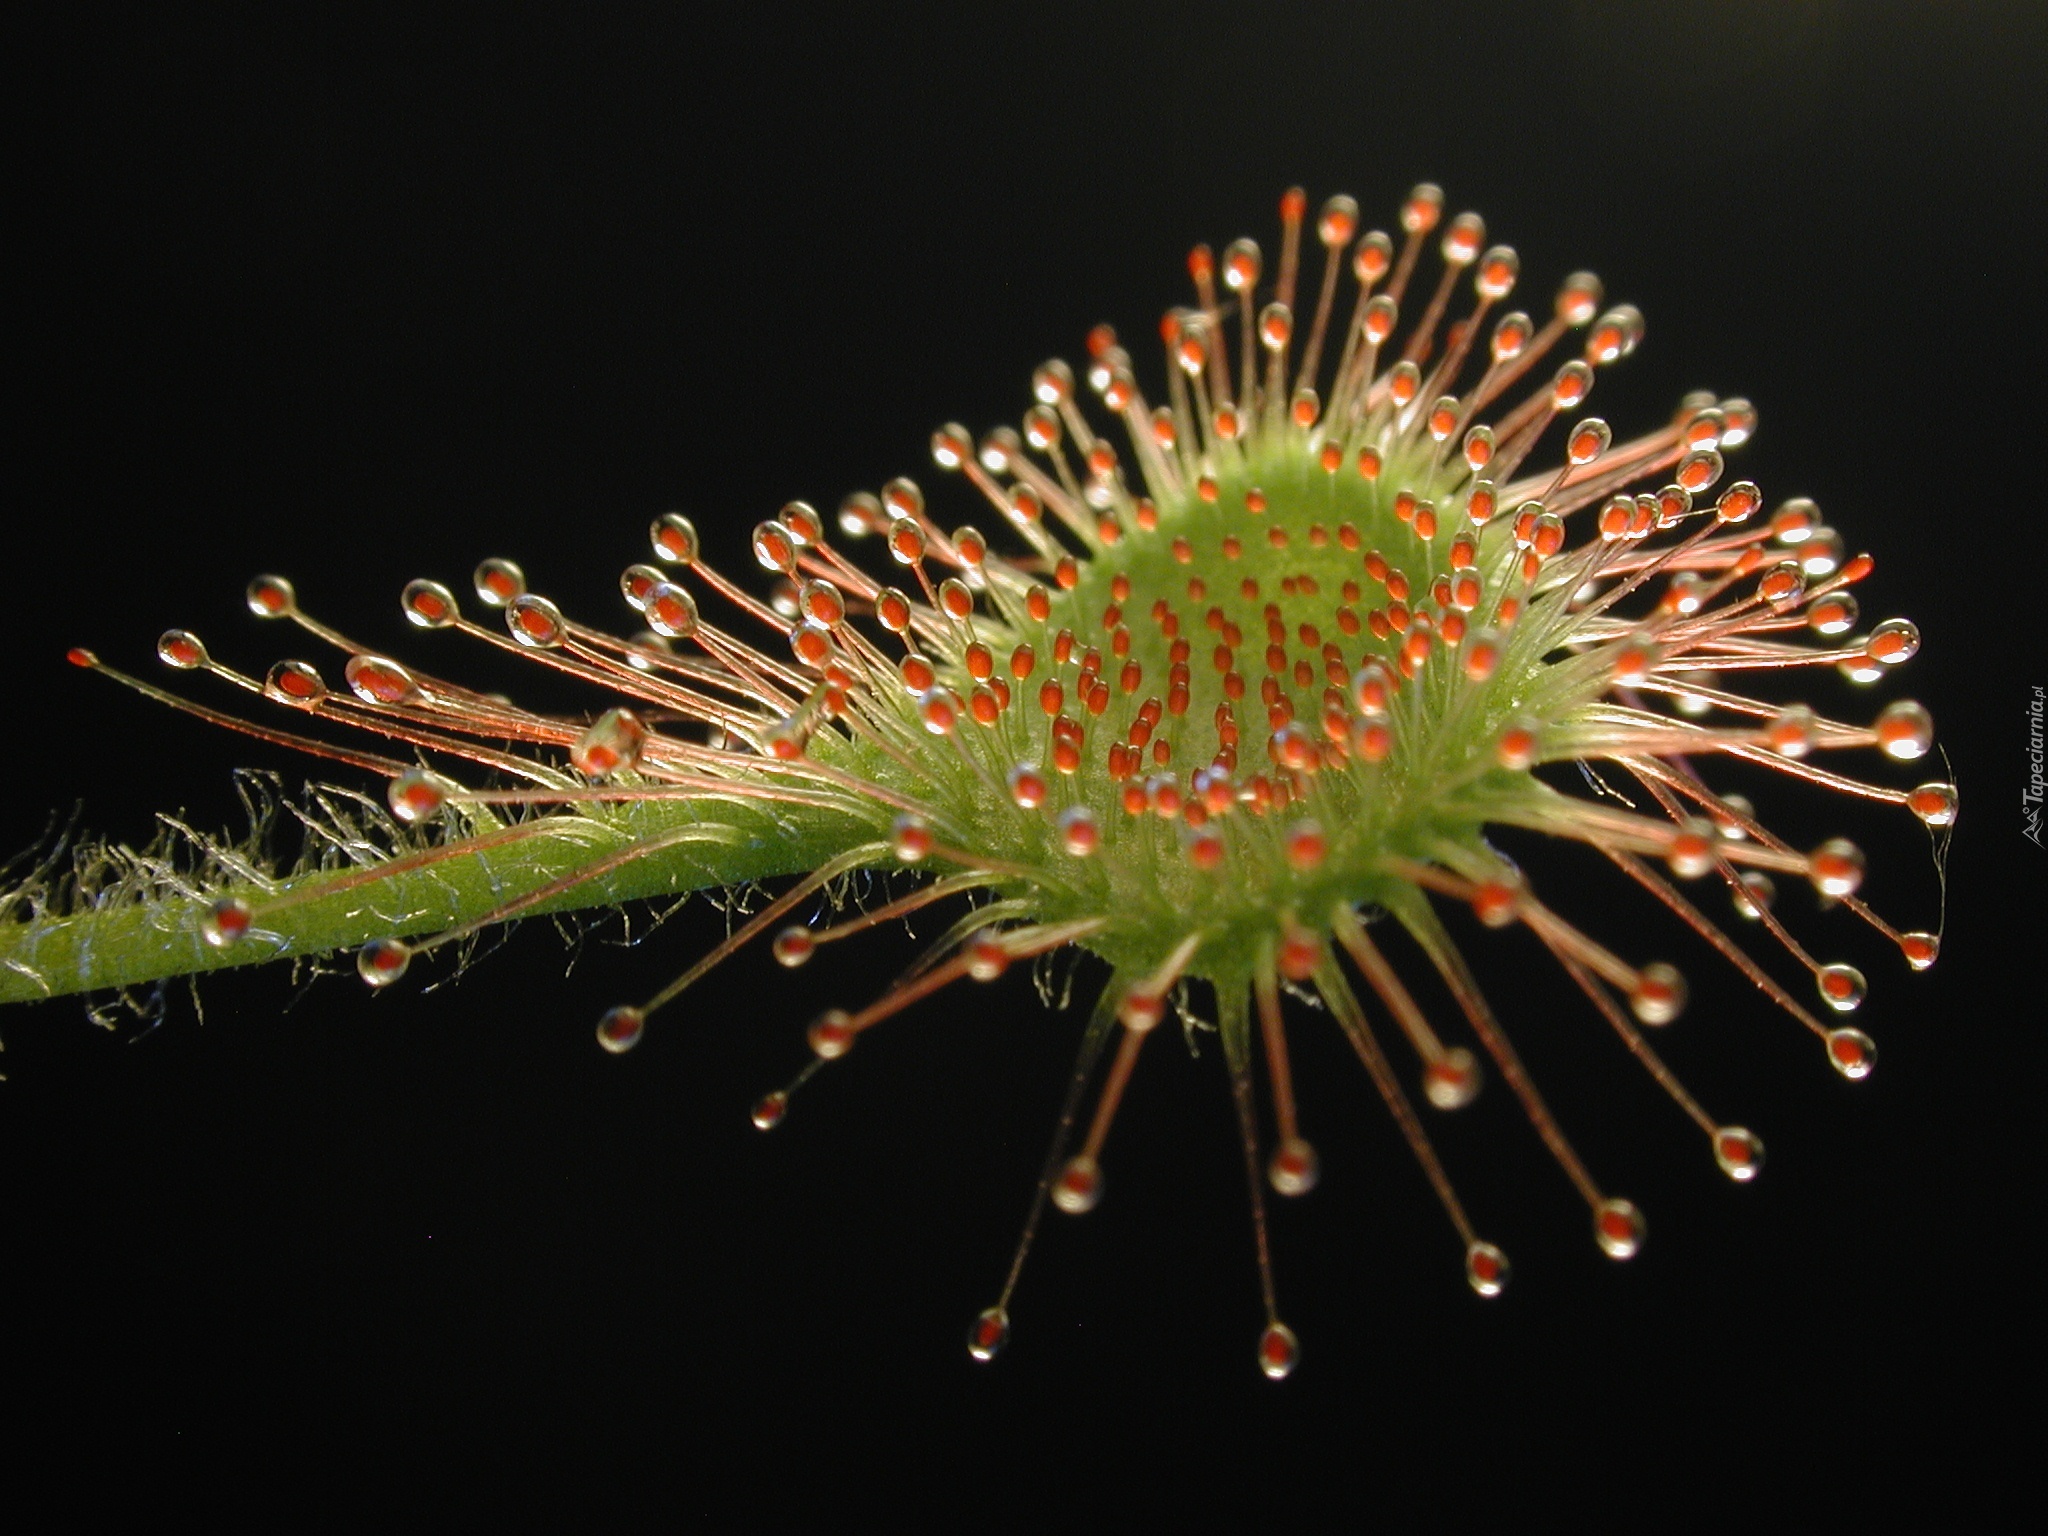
[0,182,1951,1378]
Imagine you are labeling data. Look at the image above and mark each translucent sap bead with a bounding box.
[807,1009,855,1060]
[1907,782,1959,827]
[779,501,823,547]
[344,654,421,706]
[1630,963,1687,1025]
[1594,1198,1646,1260]
[264,659,326,707]
[1808,592,1859,637]
[1865,618,1920,665]
[891,814,933,863]
[967,1306,1011,1364]
[1057,805,1099,857]
[1808,839,1866,899]
[645,582,700,639]
[1119,989,1166,1032]
[1258,1321,1302,1381]
[357,937,412,988]
[596,1005,646,1055]
[472,557,526,607]
[1713,1126,1766,1182]
[751,520,798,575]
[1732,872,1776,920]
[246,574,296,617]
[650,512,700,565]
[1268,1137,1320,1197]
[387,768,449,825]
[771,926,815,969]
[1555,270,1602,325]
[1007,763,1048,809]
[1465,1241,1511,1298]
[837,492,886,538]
[1715,792,1755,839]
[1765,705,1815,758]
[1586,305,1644,364]
[506,593,568,649]
[1816,963,1867,1013]
[157,630,207,669]
[1875,700,1934,761]
[965,933,1010,982]
[750,1090,788,1132]
[619,563,665,612]
[1900,932,1941,971]
[1052,1155,1102,1214]
[1797,528,1845,577]
[200,894,251,949]
[1666,818,1718,879]
[1422,1048,1482,1109]
[571,707,648,779]
[1828,1027,1877,1080]
[400,579,460,629]
[1771,497,1820,544]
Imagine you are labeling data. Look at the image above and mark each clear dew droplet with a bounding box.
[357,937,412,988]
[1465,1241,1511,1298]
[1714,1126,1766,1182]
[596,1005,646,1055]
[1594,1198,1646,1260]
[967,1306,1012,1364]
[1258,1321,1301,1381]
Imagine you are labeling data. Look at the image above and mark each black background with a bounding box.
[8,0,2043,1517]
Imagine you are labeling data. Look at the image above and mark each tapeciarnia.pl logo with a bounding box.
[2027,686,2045,846]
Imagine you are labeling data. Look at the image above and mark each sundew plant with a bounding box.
[0,183,1952,1378]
